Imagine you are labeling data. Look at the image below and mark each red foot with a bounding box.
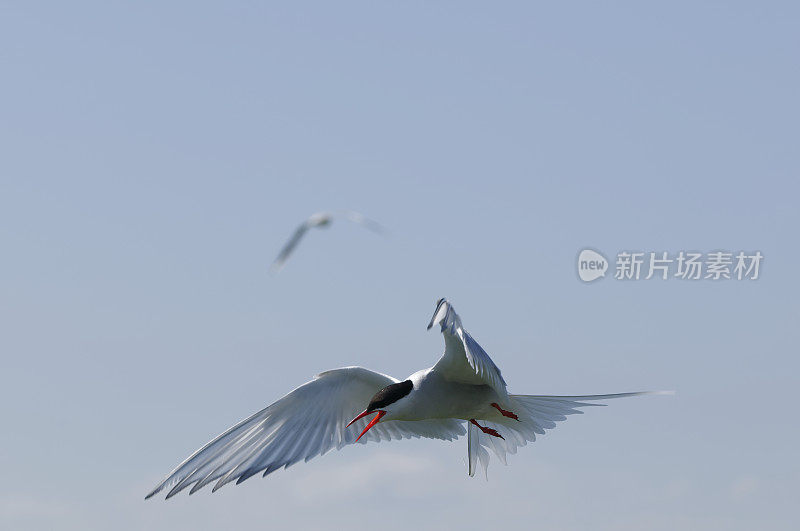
[491,403,520,421]
[470,419,504,439]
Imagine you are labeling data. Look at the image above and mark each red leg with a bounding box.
[491,403,520,421]
[470,419,504,439]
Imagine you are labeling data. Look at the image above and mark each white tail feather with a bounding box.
[466,391,670,477]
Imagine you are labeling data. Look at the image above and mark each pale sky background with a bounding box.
[1,2,798,530]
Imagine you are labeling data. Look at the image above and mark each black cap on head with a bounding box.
[366,380,413,412]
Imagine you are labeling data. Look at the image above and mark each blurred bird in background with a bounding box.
[269,210,386,273]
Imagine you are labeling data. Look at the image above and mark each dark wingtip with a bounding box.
[427,297,447,330]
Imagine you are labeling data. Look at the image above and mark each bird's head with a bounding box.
[346,380,413,441]
[308,212,333,228]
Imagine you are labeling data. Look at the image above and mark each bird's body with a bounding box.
[392,369,499,422]
[146,299,667,500]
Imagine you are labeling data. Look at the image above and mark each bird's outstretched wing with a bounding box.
[467,392,672,478]
[269,220,313,273]
[145,367,464,499]
[340,209,387,235]
[428,299,508,399]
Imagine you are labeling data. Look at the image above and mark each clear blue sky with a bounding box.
[1,2,798,530]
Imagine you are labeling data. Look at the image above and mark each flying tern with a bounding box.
[146,299,667,499]
[269,210,386,273]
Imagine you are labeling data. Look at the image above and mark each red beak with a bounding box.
[346,410,387,442]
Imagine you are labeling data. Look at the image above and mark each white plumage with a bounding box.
[146,299,667,499]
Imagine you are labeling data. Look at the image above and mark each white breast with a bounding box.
[389,369,499,421]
